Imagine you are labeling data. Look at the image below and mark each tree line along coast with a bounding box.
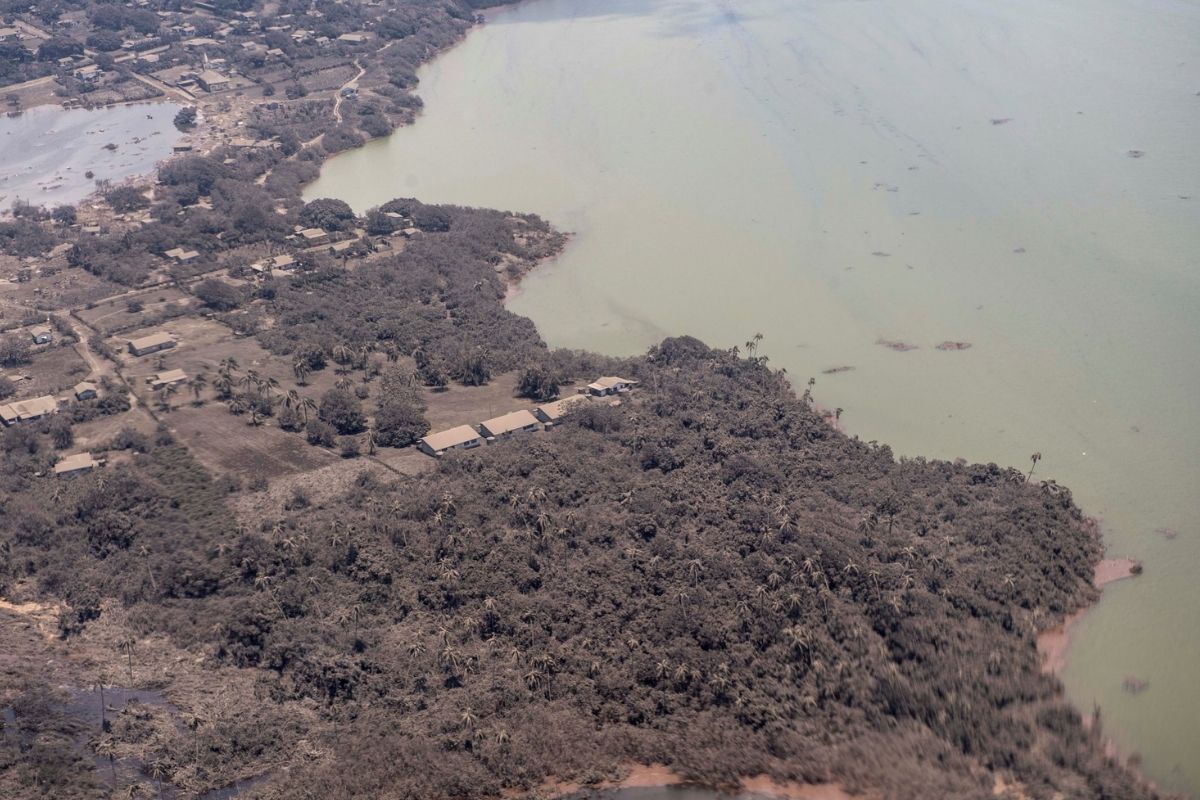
[0,1,1158,799]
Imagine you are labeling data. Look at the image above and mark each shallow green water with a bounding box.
[306,0,1200,792]
[0,102,180,212]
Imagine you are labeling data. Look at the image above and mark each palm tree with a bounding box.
[117,637,136,685]
[212,372,234,400]
[156,382,177,412]
[188,373,207,405]
[332,343,354,372]
[335,376,353,392]
[219,356,239,376]
[94,672,109,732]
[147,758,169,799]
[180,710,206,764]
[292,357,311,385]
[283,389,301,414]
[260,375,280,399]
[298,395,316,424]
[96,734,119,784]
[1028,452,1042,480]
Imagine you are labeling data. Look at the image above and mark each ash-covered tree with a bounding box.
[373,367,429,447]
[194,279,244,311]
[450,348,491,387]
[0,334,32,367]
[174,107,198,131]
[299,198,356,232]
[318,388,366,435]
[517,364,559,401]
[105,185,149,213]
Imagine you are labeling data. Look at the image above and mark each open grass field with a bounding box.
[77,286,192,336]
[8,342,90,399]
[163,402,338,483]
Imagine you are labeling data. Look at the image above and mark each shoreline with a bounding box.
[1036,556,1140,677]
[527,763,856,800]
[2,4,1165,797]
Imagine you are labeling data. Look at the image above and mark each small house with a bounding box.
[74,64,102,84]
[0,27,21,43]
[149,369,187,389]
[128,331,176,357]
[418,425,485,457]
[298,228,329,246]
[338,32,368,44]
[586,376,639,397]
[163,247,199,263]
[74,381,99,400]
[0,395,58,426]
[30,326,53,345]
[479,409,540,441]
[195,69,230,93]
[54,452,101,477]
[534,395,589,425]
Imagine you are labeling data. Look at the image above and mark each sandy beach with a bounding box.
[1037,557,1140,676]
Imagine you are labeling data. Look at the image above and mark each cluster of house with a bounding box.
[0,394,58,427]
[0,381,99,427]
[417,376,637,457]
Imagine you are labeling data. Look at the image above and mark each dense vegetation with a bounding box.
[0,334,1150,799]
[0,1,1155,798]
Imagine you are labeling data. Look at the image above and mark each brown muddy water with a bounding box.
[306,0,1200,793]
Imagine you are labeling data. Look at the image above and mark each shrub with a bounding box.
[106,185,149,213]
[318,389,366,435]
[305,418,337,447]
[373,399,429,448]
[174,107,198,130]
[194,278,244,311]
[517,364,559,401]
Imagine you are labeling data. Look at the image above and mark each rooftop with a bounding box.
[151,369,188,386]
[536,395,589,421]
[481,409,540,436]
[54,452,99,475]
[591,376,639,390]
[0,395,58,422]
[421,425,483,453]
[129,331,176,350]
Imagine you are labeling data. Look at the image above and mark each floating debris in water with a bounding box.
[990,117,1013,125]
[1013,247,1026,254]
[1122,675,1149,695]
[936,341,972,351]
[1155,527,1180,540]
[1127,149,1145,159]
[876,338,918,352]
[871,251,890,257]
[822,365,855,374]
